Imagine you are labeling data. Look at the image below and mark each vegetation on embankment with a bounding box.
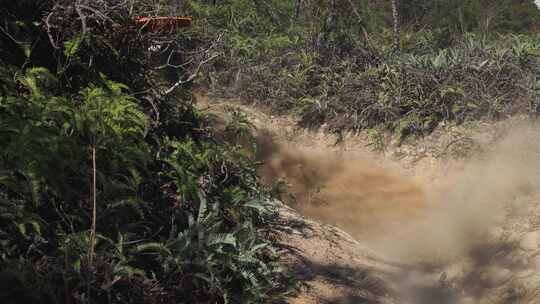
[185,0,540,140]
[0,1,291,303]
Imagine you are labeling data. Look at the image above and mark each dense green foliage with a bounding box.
[400,0,540,34]
[0,1,289,303]
[186,0,540,139]
[2,1,540,303]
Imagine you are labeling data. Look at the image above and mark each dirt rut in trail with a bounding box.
[196,93,540,304]
[198,92,429,240]
[257,140,428,240]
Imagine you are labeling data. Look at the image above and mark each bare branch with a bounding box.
[160,32,224,95]
[78,4,117,25]
[45,10,60,49]
[163,54,219,95]
[75,0,88,38]
[0,23,18,45]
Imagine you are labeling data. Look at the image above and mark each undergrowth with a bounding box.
[0,1,291,303]
[186,0,540,140]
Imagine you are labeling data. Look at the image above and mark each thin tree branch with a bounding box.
[89,146,97,264]
[163,54,219,95]
[45,10,60,49]
[75,0,88,38]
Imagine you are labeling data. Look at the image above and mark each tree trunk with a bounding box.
[293,0,301,21]
[326,0,337,32]
[346,0,371,48]
[391,0,400,53]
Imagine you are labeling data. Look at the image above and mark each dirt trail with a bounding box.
[195,92,540,304]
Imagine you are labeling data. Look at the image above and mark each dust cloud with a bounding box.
[255,123,540,303]
[372,125,540,264]
[256,132,428,240]
[197,92,540,302]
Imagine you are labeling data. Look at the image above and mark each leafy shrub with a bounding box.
[0,1,291,303]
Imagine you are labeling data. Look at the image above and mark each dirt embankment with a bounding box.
[196,92,540,304]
